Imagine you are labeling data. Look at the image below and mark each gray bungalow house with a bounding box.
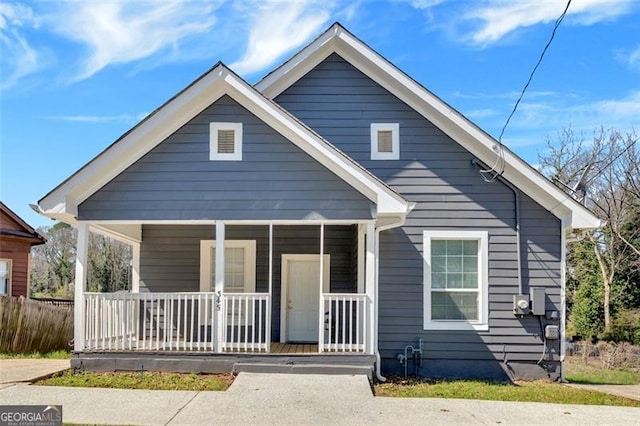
[36,24,599,381]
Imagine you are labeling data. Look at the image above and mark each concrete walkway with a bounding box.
[566,383,640,401]
[1,373,639,425]
[0,359,70,385]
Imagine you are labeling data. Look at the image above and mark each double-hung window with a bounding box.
[0,260,10,295]
[423,230,488,330]
[199,240,256,293]
[199,240,256,324]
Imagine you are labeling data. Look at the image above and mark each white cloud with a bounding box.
[402,0,447,9]
[230,0,332,76]
[495,91,640,148]
[0,3,41,89]
[51,1,218,82]
[465,108,497,119]
[453,90,558,100]
[464,0,635,45]
[630,46,640,65]
[617,44,640,70]
[43,114,143,123]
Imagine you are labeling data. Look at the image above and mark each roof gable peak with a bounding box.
[254,24,599,231]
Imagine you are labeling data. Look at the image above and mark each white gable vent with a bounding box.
[371,123,399,160]
[210,123,242,161]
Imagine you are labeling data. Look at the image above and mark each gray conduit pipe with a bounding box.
[472,159,522,294]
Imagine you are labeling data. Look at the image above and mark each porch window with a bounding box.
[370,123,399,160]
[0,260,10,295]
[423,230,488,331]
[209,122,242,161]
[199,240,256,292]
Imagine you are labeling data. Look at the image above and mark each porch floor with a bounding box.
[271,343,318,354]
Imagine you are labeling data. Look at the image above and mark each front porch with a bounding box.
[74,222,377,359]
[81,291,369,354]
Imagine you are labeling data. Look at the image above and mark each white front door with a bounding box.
[282,255,330,343]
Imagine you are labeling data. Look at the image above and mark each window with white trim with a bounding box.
[423,230,488,331]
[209,122,242,161]
[371,123,399,160]
[199,240,256,293]
[0,260,10,295]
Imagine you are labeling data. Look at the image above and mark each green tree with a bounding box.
[88,233,132,292]
[30,224,132,296]
[30,222,76,298]
[539,128,639,336]
[567,240,603,338]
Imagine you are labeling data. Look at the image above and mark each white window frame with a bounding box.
[370,123,399,160]
[199,240,256,293]
[423,230,489,331]
[209,122,243,161]
[0,259,11,296]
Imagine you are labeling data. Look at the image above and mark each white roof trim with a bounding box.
[38,63,409,222]
[256,23,600,232]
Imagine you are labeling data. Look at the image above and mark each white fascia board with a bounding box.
[39,66,229,218]
[225,73,408,216]
[257,25,599,230]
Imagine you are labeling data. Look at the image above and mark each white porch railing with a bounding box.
[84,292,270,352]
[321,293,368,353]
[83,292,367,353]
[222,293,270,352]
[84,292,218,351]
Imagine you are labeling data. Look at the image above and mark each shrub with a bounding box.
[606,309,640,345]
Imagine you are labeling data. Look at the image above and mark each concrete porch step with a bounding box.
[233,362,373,379]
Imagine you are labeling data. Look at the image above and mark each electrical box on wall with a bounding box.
[513,294,530,315]
[545,325,560,340]
[530,288,546,316]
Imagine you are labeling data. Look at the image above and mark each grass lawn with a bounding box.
[564,356,640,385]
[36,370,233,391]
[0,350,71,359]
[375,377,640,407]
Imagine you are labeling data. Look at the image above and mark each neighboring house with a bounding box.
[35,24,599,381]
[0,202,46,297]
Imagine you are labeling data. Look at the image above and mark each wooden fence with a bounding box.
[0,296,73,353]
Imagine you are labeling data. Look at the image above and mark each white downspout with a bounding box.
[373,217,409,382]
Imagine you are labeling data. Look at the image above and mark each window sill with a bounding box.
[423,321,489,331]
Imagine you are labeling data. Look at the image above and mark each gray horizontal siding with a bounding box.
[276,53,562,377]
[78,95,372,221]
[139,224,357,341]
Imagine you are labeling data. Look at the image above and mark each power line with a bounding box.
[481,0,572,183]
[497,0,572,143]
[546,136,639,216]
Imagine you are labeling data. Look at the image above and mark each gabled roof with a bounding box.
[255,23,600,232]
[38,63,410,223]
[0,201,46,245]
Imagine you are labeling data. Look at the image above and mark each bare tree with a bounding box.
[539,127,640,333]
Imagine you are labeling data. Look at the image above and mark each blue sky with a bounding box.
[1,0,639,228]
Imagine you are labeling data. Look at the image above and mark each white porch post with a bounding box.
[215,221,225,353]
[357,224,365,294]
[267,223,273,351]
[365,222,375,355]
[131,242,140,293]
[74,223,89,352]
[318,223,325,353]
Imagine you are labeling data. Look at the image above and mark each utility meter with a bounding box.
[513,295,530,315]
